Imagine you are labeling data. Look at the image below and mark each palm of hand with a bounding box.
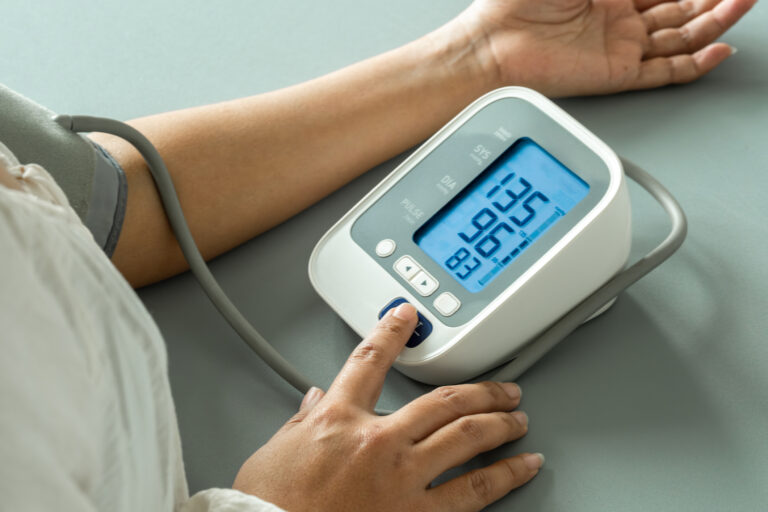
[467,0,753,97]
[502,0,647,96]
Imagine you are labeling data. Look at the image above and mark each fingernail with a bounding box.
[510,411,528,428]
[729,45,738,56]
[392,302,416,321]
[523,453,545,471]
[301,386,323,409]
[501,382,521,400]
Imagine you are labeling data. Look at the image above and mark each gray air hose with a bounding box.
[55,114,687,407]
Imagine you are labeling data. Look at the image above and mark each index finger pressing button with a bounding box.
[378,298,432,348]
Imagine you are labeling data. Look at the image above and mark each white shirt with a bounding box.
[0,142,284,512]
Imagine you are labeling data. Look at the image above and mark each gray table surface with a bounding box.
[3,1,767,510]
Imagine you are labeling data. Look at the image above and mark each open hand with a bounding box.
[456,0,757,96]
[234,303,542,511]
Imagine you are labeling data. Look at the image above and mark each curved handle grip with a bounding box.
[484,158,688,382]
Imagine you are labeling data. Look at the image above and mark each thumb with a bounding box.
[474,0,590,24]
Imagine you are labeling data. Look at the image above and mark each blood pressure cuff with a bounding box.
[0,84,126,256]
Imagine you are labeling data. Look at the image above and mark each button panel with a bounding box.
[394,255,439,297]
[433,292,461,317]
[378,297,433,348]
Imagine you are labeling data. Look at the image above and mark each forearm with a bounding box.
[93,19,499,287]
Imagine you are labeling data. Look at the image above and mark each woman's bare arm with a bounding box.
[94,0,754,288]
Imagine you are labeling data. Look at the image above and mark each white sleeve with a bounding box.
[0,153,288,512]
[180,488,286,512]
[0,197,101,512]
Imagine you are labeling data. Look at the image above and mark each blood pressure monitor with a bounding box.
[309,87,632,385]
[58,87,684,397]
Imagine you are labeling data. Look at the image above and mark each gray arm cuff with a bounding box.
[85,141,127,257]
[0,83,127,257]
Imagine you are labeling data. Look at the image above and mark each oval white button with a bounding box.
[375,239,396,257]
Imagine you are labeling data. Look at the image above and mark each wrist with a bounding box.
[408,18,501,109]
[423,10,510,96]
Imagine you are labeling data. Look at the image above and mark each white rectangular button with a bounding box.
[410,271,438,296]
[434,292,460,316]
[394,256,420,280]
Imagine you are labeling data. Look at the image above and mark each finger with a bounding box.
[645,0,756,58]
[387,381,521,441]
[415,411,529,478]
[631,42,733,89]
[428,453,545,512]
[278,387,326,433]
[326,302,418,409]
[642,0,721,33]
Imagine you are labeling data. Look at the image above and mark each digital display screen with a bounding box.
[414,138,589,293]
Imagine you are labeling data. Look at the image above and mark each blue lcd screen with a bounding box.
[414,138,589,293]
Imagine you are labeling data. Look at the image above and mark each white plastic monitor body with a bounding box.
[310,87,632,385]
